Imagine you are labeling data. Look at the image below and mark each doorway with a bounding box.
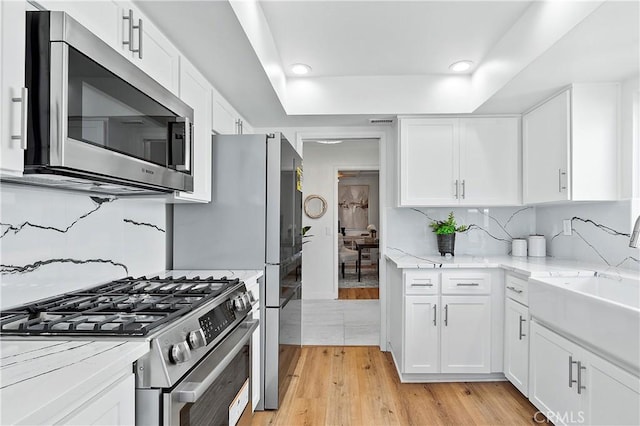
[337,170,379,300]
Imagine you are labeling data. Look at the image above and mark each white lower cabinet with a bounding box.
[404,295,439,373]
[61,374,135,425]
[394,269,494,378]
[440,295,491,374]
[529,321,640,425]
[504,298,529,396]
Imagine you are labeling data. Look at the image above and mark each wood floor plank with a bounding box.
[251,346,539,426]
[338,287,379,299]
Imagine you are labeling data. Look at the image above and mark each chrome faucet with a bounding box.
[631,215,640,248]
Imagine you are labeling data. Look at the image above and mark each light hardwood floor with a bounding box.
[252,346,540,426]
[338,287,379,299]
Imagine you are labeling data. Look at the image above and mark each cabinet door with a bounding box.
[126,4,180,94]
[211,88,238,135]
[529,321,582,425]
[583,351,640,426]
[399,118,459,206]
[441,295,491,374]
[0,0,26,176]
[174,60,212,203]
[404,295,439,373]
[62,374,135,425]
[504,298,529,396]
[37,1,121,49]
[523,90,570,204]
[459,117,520,205]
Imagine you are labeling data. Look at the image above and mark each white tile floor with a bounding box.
[302,299,380,346]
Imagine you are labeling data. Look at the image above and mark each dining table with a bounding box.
[355,241,379,282]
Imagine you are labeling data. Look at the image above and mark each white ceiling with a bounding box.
[135,0,639,127]
[261,1,531,77]
[476,0,640,113]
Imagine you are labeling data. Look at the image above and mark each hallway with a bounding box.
[303,300,379,346]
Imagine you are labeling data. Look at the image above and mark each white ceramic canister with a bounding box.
[528,235,546,257]
[511,239,527,257]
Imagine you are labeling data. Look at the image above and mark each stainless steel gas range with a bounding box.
[0,273,259,426]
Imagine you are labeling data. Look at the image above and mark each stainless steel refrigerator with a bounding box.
[172,133,302,410]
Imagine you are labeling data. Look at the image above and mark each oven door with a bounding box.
[163,319,258,426]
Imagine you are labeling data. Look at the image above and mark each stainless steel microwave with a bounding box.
[14,11,194,194]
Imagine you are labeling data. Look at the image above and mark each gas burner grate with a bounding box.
[0,274,243,337]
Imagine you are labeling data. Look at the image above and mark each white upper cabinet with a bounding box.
[36,1,180,94]
[174,60,212,203]
[459,118,520,205]
[399,118,459,206]
[121,2,180,93]
[0,0,27,176]
[36,1,122,49]
[398,116,520,207]
[211,86,250,135]
[523,84,619,204]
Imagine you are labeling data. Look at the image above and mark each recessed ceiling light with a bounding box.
[290,63,312,75]
[449,60,473,72]
[314,140,342,144]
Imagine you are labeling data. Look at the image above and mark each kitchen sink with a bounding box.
[529,274,640,372]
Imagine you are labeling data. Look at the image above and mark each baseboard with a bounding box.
[398,372,507,383]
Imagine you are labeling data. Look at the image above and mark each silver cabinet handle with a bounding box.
[411,283,433,287]
[577,361,586,394]
[123,9,134,51]
[432,304,436,326]
[461,179,466,199]
[132,18,143,59]
[454,180,459,199]
[569,356,578,388]
[558,169,567,192]
[11,87,28,149]
[456,282,479,287]
[444,304,448,326]
[518,316,526,340]
[123,10,142,59]
[506,285,523,294]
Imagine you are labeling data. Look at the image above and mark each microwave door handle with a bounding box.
[174,319,258,403]
[169,117,191,172]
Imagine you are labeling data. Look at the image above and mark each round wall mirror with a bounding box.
[304,195,327,219]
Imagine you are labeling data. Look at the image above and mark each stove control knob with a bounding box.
[247,290,256,303]
[170,341,192,364]
[187,329,207,349]
[241,292,251,306]
[233,296,246,311]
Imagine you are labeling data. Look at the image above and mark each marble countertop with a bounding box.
[385,249,636,278]
[0,339,149,425]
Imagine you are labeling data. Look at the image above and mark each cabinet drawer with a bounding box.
[403,271,439,295]
[505,273,528,306]
[441,272,491,294]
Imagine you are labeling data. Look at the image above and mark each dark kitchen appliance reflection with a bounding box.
[173,132,303,410]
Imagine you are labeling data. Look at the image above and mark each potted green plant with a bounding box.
[429,212,468,256]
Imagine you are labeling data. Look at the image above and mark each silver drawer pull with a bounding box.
[506,285,523,294]
[411,283,433,287]
[456,282,479,286]
[577,362,586,394]
[518,316,526,340]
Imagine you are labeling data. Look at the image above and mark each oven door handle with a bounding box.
[173,319,258,403]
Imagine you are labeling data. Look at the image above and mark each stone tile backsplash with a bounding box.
[0,184,166,309]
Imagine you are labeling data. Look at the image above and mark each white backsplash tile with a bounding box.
[387,206,536,256]
[0,184,166,309]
